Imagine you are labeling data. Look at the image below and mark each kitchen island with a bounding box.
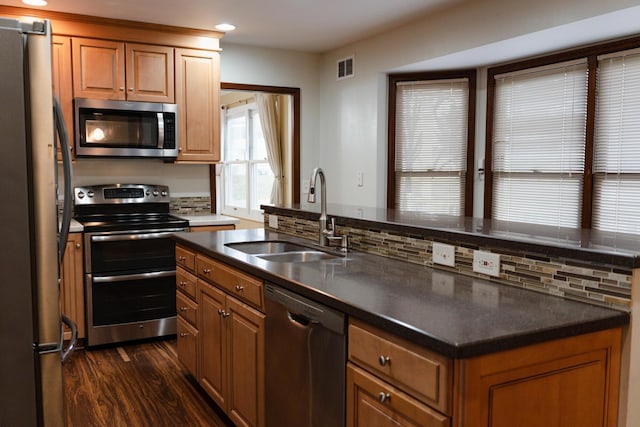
[171,227,628,427]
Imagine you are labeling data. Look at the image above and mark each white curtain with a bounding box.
[256,93,284,204]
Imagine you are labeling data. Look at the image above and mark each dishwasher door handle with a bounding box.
[287,311,319,327]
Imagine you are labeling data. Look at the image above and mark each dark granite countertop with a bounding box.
[172,229,629,359]
[263,204,640,268]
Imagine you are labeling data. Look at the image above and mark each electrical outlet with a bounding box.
[473,250,500,277]
[268,214,278,229]
[433,242,455,267]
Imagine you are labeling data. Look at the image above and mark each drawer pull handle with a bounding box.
[180,306,188,312]
[180,332,188,337]
[235,285,244,292]
[203,268,212,274]
[178,256,186,261]
[378,356,391,366]
[378,392,391,403]
[179,281,187,287]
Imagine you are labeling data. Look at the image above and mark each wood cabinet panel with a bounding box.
[199,281,227,409]
[456,328,622,427]
[349,320,451,414]
[347,364,449,427]
[177,316,198,378]
[175,48,220,163]
[125,43,174,102]
[52,35,74,160]
[72,38,125,99]
[60,233,85,340]
[176,245,196,273]
[176,266,197,300]
[176,290,198,326]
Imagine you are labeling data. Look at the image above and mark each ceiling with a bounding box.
[3,0,461,52]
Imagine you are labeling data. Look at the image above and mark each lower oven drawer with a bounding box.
[90,270,177,326]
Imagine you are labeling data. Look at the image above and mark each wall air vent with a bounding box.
[337,55,354,80]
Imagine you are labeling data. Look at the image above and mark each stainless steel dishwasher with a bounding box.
[265,283,346,427]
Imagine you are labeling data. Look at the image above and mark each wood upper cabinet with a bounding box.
[175,48,221,163]
[72,38,174,103]
[60,233,84,341]
[52,35,74,160]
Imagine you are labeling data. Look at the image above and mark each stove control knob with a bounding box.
[77,191,85,199]
[153,190,159,196]
[87,191,95,198]
[146,190,151,196]
[161,190,168,197]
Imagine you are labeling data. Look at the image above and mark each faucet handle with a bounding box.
[330,217,336,232]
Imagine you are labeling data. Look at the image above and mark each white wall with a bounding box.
[317,0,640,209]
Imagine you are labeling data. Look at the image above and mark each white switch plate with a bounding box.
[433,242,455,267]
[473,250,500,277]
[356,171,364,187]
[268,214,278,229]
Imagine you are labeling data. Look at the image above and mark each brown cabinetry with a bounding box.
[175,245,265,427]
[60,232,85,341]
[175,49,221,163]
[52,35,74,160]
[72,38,174,103]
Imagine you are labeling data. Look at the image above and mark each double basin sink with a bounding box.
[225,240,340,263]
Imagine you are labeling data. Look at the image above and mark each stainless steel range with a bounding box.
[74,184,189,347]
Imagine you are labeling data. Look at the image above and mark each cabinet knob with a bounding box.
[180,332,188,338]
[378,355,391,366]
[218,309,230,318]
[119,87,125,91]
[178,256,186,261]
[203,268,212,274]
[180,306,188,312]
[179,281,186,287]
[235,285,244,292]
[378,392,391,403]
[75,243,81,249]
[178,147,183,152]
[129,87,134,92]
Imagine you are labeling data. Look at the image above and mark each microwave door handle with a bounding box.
[157,112,165,149]
[54,96,74,264]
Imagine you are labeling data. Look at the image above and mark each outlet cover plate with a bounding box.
[433,242,455,267]
[473,250,500,277]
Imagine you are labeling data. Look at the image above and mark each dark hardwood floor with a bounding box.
[63,338,233,427]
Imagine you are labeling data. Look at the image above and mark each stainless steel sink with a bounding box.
[256,251,337,263]
[225,240,338,263]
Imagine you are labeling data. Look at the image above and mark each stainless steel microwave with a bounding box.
[74,98,178,159]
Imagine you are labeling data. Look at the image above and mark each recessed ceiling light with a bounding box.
[215,23,236,32]
[22,0,48,6]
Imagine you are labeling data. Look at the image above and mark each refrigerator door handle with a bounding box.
[60,314,77,363]
[53,96,73,264]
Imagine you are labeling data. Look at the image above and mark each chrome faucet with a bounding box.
[308,167,330,246]
[308,167,348,251]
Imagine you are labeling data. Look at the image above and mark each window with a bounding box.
[388,71,475,215]
[221,102,274,221]
[486,36,640,234]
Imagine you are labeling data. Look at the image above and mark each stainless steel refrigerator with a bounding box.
[0,18,75,427]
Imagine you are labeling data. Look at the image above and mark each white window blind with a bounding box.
[395,78,468,214]
[492,60,588,227]
[593,49,640,234]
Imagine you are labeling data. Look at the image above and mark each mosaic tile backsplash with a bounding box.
[264,213,632,312]
[170,197,211,215]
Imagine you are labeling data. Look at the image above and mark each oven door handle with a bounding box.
[90,230,185,242]
[93,270,176,284]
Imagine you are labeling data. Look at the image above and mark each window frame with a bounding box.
[387,70,476,215]
[485,35,640,228]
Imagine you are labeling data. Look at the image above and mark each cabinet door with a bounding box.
[125,43,175,103]
[72,38,125,100]
[346,364,449,427]
[226,296,265,427]
[175,48,220,163]
[60,233,85,340]
[177,316,198,378]
[52,36,74,161]
[198,281,228,408]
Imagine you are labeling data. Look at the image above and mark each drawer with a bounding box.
[197,254,264,310]
[177,317,198,378]
[176,290,198,327]
[176,267,198,301]
[176,245,196,272]
[348,319,451,414]
[347,363,449,427]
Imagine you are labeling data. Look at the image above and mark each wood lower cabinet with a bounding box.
[176,245,265,427]
[175,49,221,163]
[72,38,174,102]
[348,319,623,427]
[60,232,85,341]
[52,35,74,161]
